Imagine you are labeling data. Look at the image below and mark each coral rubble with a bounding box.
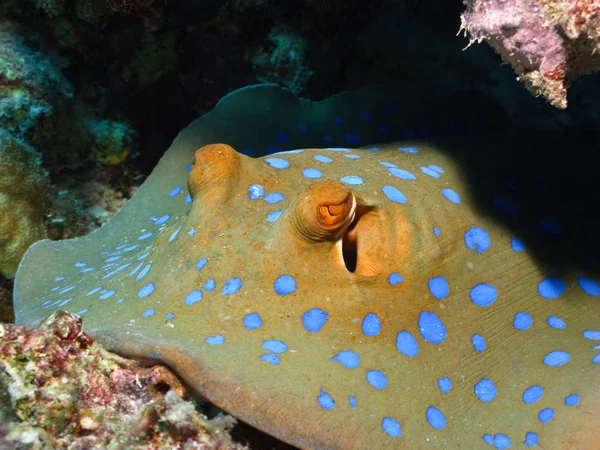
[461,0,600,108]
[0,311,247,449]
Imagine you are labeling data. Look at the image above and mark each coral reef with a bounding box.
[461,0,600,109]
[0,130,47,279]
[0,311,248,449]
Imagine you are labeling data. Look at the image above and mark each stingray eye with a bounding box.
[292,181,356,242]
[187,143,243,201]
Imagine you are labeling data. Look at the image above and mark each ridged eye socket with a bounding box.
[292,181,356,242]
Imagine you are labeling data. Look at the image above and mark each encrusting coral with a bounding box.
[0,310,248,449]
[0,130,47,279]
[461,0,600,109]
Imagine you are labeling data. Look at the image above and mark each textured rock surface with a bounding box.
[461,0,600,108]
[0,130,47,279]
[0,311,247,449]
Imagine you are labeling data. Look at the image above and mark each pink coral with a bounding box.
[0,311,247,449]
[461,0,600,108]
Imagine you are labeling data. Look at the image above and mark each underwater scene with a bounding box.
[1,1,599,449]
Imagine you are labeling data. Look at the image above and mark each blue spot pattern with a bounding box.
[437,377,452,393]
[522,385,544,404]
[538,278,566,299]
[317,387,335,410]
[426,406,446,429]
[382,418,402,437]
[302,308,328,333]
[243,312,263,330]
[388,272,404,286]
[362,313,381,336]
[513,312,533,330]
[331,350,360,368]
[464,227,491,253]
[524,432,538,447]
[366,370,388,389]
[418,311,447,344]
[274,274,296,295]
[396,331,419,357]
[474,378,497,402]
[428,276,449,300]
[222,278,242,295]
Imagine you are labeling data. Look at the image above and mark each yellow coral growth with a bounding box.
[0,130,47,278]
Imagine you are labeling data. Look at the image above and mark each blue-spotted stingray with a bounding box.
[13,84,600,449]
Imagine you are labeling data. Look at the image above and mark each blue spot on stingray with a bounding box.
[396,331,419,357]
[380,161,397,168]
[87,287,102,296]
[188,228,196,237]
[428,276,449,300]
[470,283,497,307]
[474,378,497,402]
[524,432,538,447]
[206,335,225,345]
[116,298,125,303]
[142,308,155,317]
[264,193,285,204]
[74,262,86,267]
[168,226,182,242]
[265,158,290,169]
[138,231,153,241]
[77,308,89,315]
[102,263,132,280]
[296,123,307,133]
[274,274,296,295]
[259,354,280,365]
[433,226,440,236]
[129,262,143,277]
[59,285,76,294]
[314,155,333,163]
[426,406,446,429]
[136,263,152,281]
[155,214,170,226]
[388,168,416,180]
[138,283,155,298]
[366,370,387,389]
[513,312,533,330]
[540,216,563,236]
[302,168,323,178]
[262,340,288,353]
[185,290,203,306]
[302,308,328,333]
[222,278,242,295]
[522,385,544,404]
[340,175,364,185]
[420,166,440,178]
[538,408,554,422]
[266,211,284,222]
[382,185,407,204]
[493,195,517,214]
[275,131,290,142]
[465,227,491,253]
[331,350,360,368]
[544,350,571,366]
[99,289,116,299]
[248,184,265,200]
[511,238,525,252]
[538,278,566,299]
[348,396,357,407]
[583,330,600,340]
[442,188,461,204]
[54,276,65,281]
[429,165,444,174]
[437,377,452,393]
[418,311,447,344]
[547,315,566,329]
[185,162,191,171]
[166,313,175,320]
[185,194,192,204]
[398,146,417,153]
[317,387,335,410]
[484,434,511,449]
[382,418,402,437]
[388,273,404,286]
[243,312,263,330]
[80,267,95,273]
[123,244,140,252]
[51,286,60,292]
[593,354,600,364]
[344,133,361,145]
[578,276,600,296]
[362,313,381,336]
[105,255,122,263]
[169,186,182,197]
[344,154,360,159]
[565,394,579,406]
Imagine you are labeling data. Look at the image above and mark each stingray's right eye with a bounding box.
[291,181,356,242]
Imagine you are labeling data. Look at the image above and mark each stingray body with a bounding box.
[13,84,600,449]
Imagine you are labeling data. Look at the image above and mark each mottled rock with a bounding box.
[0,311,247,450]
